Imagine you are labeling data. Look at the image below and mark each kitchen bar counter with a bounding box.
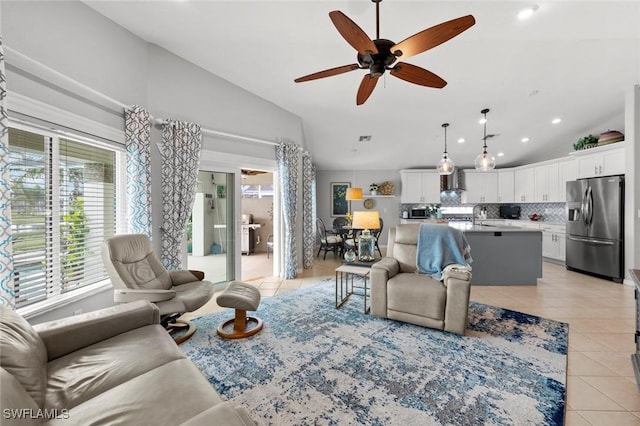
[463,226,542,285]
[463,224,544,232]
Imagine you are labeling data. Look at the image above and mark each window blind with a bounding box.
[9,127,120,308]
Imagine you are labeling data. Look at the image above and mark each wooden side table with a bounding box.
[335,264,371,314]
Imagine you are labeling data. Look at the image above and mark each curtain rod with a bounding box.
[153,119,278,146]
[6,45,280,147]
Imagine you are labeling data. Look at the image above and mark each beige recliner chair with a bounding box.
[370,223,472,335]
[102,234,215,343]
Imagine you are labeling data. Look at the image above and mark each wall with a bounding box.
[2,1,307,321]
[316,170,401,247]
[624,86,639,283]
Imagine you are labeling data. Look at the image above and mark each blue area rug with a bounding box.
[182,279,568,425]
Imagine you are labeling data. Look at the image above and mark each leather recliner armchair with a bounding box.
[370,223,472,335]
[102,234,215,343]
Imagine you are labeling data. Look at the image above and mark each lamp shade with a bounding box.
[345,187,363,200]
[351,211,380,230]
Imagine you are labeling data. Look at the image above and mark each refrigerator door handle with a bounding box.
[586,186,593,226]
[581,187,589,226]
[567,236,615,246]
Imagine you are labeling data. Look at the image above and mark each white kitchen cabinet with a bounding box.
[540,224,566,261]
[514,167,535,203]
[557,159,576,202]
[400,170,440,204]
[574,144,625,178]
[534,163,559,202]
[463,171,498,203]
[497,170,514,203]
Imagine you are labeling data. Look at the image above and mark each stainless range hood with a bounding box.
[440,169,465,192]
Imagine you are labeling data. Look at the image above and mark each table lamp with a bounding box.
[351,211,380,262]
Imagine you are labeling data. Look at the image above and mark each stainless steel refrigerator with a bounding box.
[566,175,624,282]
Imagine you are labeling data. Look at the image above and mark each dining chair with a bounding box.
[316,218,342,259]
[372,217,384,257]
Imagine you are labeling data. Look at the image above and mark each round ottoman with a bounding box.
[216,281,263,339]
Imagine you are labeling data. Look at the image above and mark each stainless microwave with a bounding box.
[409,208,428,219]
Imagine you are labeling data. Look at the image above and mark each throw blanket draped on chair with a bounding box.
[416,224,472,280]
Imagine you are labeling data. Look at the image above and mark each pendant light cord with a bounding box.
[481,108,489,152]
[442,122,449,155]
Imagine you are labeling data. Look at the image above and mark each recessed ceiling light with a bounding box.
[517,5,538,20]
[551,118,562,124]
[521,137,530,143]
[497,152,505,157]
[457,138,465,144]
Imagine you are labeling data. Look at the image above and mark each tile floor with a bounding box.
[185,253,640,425]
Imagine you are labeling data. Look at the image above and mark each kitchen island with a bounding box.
[463,225,542,285]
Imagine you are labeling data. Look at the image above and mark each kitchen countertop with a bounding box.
[462,225,543,233]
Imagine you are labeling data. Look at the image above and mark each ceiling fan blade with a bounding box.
[356,74,379,105]
[329,11,378,56]
[294,64,360,83]
[391,15,475,59]
[390,62,447,88]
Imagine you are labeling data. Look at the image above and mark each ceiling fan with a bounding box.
[294,0,475,105]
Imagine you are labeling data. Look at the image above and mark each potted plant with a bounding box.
[369,183,379,195]
[573,134,598,151]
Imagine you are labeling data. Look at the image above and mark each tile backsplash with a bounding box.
[400,190,566,224]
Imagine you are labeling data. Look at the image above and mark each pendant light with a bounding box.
[436,123,455,175]
[474,108,496,171]
[345,148,363,200]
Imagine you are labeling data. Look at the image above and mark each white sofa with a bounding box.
[0,301,254,425]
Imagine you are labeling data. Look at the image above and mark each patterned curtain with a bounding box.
[160,120,202,270]
[124,106,152,237]
[302,151,316,269]
[276,140,299,278]
[0,35,15,308]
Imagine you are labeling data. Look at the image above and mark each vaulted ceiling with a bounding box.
[84,1,640,171]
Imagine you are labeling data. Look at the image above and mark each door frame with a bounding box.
[198,150,279,280]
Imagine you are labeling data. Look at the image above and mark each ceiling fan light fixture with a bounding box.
[475,108,496,171]
[436,122,455,175]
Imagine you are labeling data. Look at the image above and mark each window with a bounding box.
[241,184,273,199]
[8,126,124,309]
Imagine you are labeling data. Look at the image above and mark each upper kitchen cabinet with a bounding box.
[514,167,535,203]
[497,170,514,203]
[572,143,625,179]
[557,159,576,202]
[400,170,441,204]
[463,170,498,203]
[534,162,559,202]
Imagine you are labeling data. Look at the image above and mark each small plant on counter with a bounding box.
[369,183,379,195]
[427,204,441,217]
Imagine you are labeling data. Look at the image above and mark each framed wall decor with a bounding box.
[330,182,350,217]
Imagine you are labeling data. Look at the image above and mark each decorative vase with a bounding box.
[344,249,357,263]
[370,190,378,196]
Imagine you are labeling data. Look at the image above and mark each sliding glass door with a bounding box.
[187,170,234,284]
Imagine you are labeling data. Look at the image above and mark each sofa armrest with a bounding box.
[442,265,472,335]
[114,288,176,303]
[170,269,204,285]
[371,257,400,278]
[34,300,160,361]
[370,257,400,318]
[179,402,256,426]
